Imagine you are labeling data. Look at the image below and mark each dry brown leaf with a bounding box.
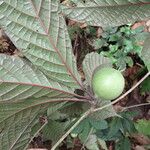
[132,134,150,145]
[134,145,146,150]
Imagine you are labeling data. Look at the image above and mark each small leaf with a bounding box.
[79,122,91,142]
[107,118,123,139]
[92,39,105,49]
[135,119,150,136]
[140,77,150,93]
[125,56,134,67]
[89,119,108,130]
[115,137,131,150]
[121,118,136,133]
[72,118,89,135]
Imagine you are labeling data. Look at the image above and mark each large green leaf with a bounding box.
[62,1,150,27]
[0,54,75,102]
[0,98,69,150]
[0,0,81,88]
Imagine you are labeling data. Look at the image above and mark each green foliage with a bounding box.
[135,119,150,136]
[42,120,70,144]
[68,25,82,40]
[140,76,150,94]
[115,137,131,150]
[72,118,108,142]
[0,0,150,149]
[96,111,138,149]
[92,25,149,70]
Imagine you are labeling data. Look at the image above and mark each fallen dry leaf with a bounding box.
[134,145,146,150]
[132,134,150,145]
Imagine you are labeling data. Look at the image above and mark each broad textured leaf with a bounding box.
[0,54,74,101]
[82,52,112,85]
[0,98,73,150]
[0,0,81,88]
[141,35,150,71]
[62,1,150,27]
[0,98,47,150]
[0,115,38,150]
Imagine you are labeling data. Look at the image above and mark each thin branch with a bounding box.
[51,107,94,150]
[93,71,150,113]
[122,102,150,111]
[51,71,150,150]
[28,120,48,145]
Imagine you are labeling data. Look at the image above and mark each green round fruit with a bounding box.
[92,67,125,100]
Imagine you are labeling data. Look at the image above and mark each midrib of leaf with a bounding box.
[0,54,85,101]
[0,54,77,100]
[29,0,82,88]
[0,81,79,98]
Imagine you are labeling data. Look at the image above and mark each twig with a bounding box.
[51,107,94,150]
[29,120,48,144]
[93,71,150,113]
[25,119,48,150]
[122,102,150,111]
[51,71,150,150]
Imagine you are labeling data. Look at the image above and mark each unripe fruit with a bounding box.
[92,67,125,100]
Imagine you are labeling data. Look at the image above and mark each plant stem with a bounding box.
[93,71,150,113]
[51,71,150,150]
[122,102,150,111]
[51,107,94,150]
[29,120,48,144]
